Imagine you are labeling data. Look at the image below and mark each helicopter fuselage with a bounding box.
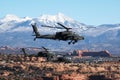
[55,31,76,40]
[31,23,84,44]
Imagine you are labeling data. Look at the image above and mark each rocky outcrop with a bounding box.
[59,73,87,80]
[73,50,112,57]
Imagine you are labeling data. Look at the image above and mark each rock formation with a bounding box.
[73,50,112,57]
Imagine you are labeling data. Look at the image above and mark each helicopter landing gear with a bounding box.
[68,40,78,44]
[68,40,73,45]
[68,42,71,45]
[73,40,77,44]
[34,37,36,41]
[72,42,76,44]
[68,40,77,45]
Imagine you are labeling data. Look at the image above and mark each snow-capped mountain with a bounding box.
[0,13,120,54]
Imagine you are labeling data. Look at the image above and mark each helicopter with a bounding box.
[31,23,84,44]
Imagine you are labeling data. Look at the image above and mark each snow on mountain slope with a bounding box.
[39,13,74,23]
[83,24,120,37]
[0,14,20,22]
[0,13,120,54]
[0,14,32,33]
[0,14,32,22]
[0,13,87,33]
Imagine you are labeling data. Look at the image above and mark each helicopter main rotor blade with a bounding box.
[57,23,72,31]
[42,46,49,52]
[41,25,54,28]
[41,25,63,29]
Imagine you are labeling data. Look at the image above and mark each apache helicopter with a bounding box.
[31,23,84,44]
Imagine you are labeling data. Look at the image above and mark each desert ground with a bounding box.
[0,54,120,80]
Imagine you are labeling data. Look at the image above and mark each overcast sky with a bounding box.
[0,0,120,25]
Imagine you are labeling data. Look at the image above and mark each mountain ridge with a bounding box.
[0,13,120,54]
